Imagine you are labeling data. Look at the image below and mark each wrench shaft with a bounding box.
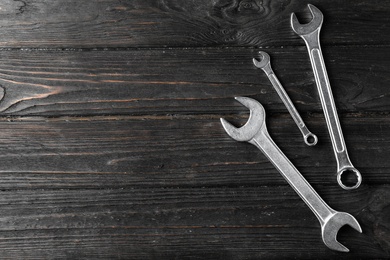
[268,73,315,138]
[268,72,306,129]
[310,48,345,153]
[251,130,334,224]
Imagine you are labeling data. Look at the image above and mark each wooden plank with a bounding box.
[0,46,388,116]
[0,0,388,48]
[0,1,387,258]
[0,115,388,187]
[0,185,387,259]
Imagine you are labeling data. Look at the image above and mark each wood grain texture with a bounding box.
[0,46,388,116]
[0,0,388,258]
[0,116,388,187]
[0,0,387,48]
[0,185,388,259]
[0,115,388,259]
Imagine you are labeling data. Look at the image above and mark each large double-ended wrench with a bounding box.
[291,4,362,190]
[220,97,362,252]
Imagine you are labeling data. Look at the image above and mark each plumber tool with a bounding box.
[253,51,318,146]
[220,97,362,252]
[291,4,362,190]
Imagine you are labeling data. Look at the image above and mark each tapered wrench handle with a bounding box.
[262,63,317,146]
[251,130,333,224]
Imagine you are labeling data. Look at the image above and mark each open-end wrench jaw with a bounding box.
[291,4,323,37]
[253,51,273,76]
[253,51,270,67]
[252,51,270,69]
[220,97,265,142]
[322,212,362,252]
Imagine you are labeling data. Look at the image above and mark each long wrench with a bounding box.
[220,97,362,252]
[291,4,362,190]
[253,51,318,146]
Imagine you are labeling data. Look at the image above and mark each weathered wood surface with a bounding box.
[0,46,388,116]
[0,0,388,259]
[0,0,388,48]
[0,186,387,259]
[0,115,388,258]
[0,116,388,187]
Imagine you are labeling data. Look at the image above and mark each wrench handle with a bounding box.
[263,65,318,146]
[310,47,345,154]
[302,31,362,189]
[251,130,334,224]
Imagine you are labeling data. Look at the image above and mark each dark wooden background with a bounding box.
[0,0,388,259]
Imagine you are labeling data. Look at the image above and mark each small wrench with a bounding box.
[253,51,318,146]
[220,97,362,252]
[291,4,362,190]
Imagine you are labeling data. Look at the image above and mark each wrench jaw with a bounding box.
[290,4,324,37]
[252,51,270,69]
[253,51,273,76]
[253,51,272,71]
[321,212,362,252]
[220,97,266,142]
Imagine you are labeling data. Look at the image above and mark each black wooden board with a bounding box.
[0,0,388,48]
[0,0,388,259]
[0,46,388,116]
[0,116,387,187]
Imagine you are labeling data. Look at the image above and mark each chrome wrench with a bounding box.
[253,51,318,146]
[291,4,362,190]
[220,97,362,252]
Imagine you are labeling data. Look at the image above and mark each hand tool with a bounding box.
[291,4,362,190]
[253,51,318,146]
[220,97,362,252]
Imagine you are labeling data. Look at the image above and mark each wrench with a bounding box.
[291,4,362,190]
[253,51,318,146]
[220,97,362,252]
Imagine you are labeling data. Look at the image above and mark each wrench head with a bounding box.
[322,212,362,252]
[291,4,323,36]
[253,51,270,69]
[220,97,265,142]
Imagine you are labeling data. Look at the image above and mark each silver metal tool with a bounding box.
[253,51,318,146]
[291,4,362,190]
[220,97,362,252]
